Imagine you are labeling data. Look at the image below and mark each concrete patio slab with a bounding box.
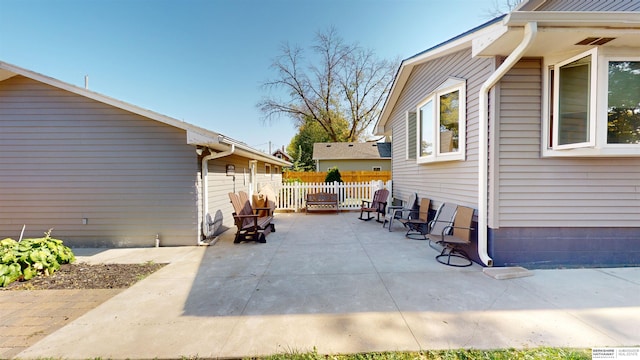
[12,212,640,359]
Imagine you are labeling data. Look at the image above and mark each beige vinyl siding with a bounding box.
[389,49,493,208]
[497,59,640,227]
[206,154,252,232]
[206,154,283,232]
[0,76,198,247]
[535,0,640,11]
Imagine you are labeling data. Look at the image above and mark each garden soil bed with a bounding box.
[1,262,166,291]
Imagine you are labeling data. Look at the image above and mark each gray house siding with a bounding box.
[490,58,640,267]
[377,0,640,268]
[0,76,199,247]
[389,49,494,210]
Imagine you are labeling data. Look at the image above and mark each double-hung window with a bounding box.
[545,48,640,156]
[416,78,466,163]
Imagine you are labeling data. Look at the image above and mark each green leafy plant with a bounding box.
[324,167,343,183]
[283,177,303,184]
[0,229,75,287]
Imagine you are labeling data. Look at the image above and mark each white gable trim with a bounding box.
[375,18,505,135]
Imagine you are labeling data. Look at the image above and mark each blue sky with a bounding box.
[0,0,504,154]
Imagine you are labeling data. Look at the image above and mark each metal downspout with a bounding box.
[478,21,537,266]
[199,144,235,245]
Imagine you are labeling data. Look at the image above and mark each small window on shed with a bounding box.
[373,166,382,171]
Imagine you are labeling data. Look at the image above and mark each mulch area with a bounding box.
[1,262,166,291]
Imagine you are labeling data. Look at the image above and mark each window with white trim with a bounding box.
[545,48,640,156]
[265,164,271,177]
[416,78,466,163]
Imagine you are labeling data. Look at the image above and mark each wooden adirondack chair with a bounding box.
[359,188,389,222]
[228,192,275,243]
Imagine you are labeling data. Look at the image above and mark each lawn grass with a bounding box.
[257,347,591,360]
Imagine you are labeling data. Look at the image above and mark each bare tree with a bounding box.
[484,0,523,18]
[258,27,397,142]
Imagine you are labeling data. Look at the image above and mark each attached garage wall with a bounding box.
[0,76,199,247]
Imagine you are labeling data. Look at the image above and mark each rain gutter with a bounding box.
[477,21,538,266]
[199,143,235,245]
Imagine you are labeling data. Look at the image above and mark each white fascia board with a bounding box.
[187,130,222,147]
[472,24,510,57]
[376,40,471,135]
[221,137,292,167]
[188,132,292,167]
[506,11,640,27]
[233,147,293,167]
[375,21,504,135]
[375,63,410,135]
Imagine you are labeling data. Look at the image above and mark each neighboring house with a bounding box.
[0,61,291,248]
[312,142,392,172]
[375,0,640,268]
[272,146,293,163]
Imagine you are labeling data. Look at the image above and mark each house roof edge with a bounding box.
[374,15,506,134]
[0,60,291,166]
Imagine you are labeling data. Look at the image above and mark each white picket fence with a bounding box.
[276,180,392,212]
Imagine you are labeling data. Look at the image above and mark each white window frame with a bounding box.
[416,77,466,164]
[265,164,271,177]
[551,48,598,150]
[543,47,640,157]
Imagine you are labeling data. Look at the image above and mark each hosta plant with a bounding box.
[0,229,75,287]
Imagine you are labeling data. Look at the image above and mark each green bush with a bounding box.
[324,167,343,183]
[0,229,75,287]
[284,177,303,184]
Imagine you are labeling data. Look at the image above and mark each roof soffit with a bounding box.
[473,11,640,57]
